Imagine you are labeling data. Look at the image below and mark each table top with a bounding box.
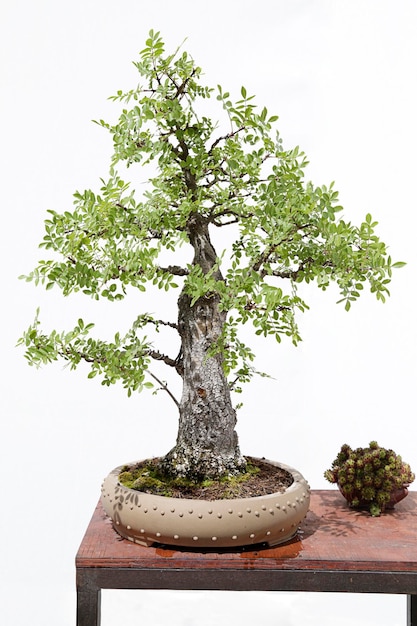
[76,490,417,573]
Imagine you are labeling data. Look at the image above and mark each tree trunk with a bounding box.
[159,214,246,480]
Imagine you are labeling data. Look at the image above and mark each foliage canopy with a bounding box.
[19,30,402,404]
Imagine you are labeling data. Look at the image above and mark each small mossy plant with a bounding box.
[324,441,415,516]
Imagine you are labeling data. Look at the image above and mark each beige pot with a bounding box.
[101,458,310,549]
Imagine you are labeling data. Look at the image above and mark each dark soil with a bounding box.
[119,456,293,500]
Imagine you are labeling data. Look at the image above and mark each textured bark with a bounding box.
[159,214,245,479]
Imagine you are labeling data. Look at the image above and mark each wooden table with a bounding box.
[76,490,417,626]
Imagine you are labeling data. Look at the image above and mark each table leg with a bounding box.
[76,588,101,626]
[408,595,417,626]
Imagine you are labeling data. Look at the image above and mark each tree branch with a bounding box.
[169,67,198,101]
[208,126,246,154]
[147,349,178,368]
[158,265,189,277]
[212,216,239,227]
[262,258,335,280]
[252,223,315,274]
[142,316,178,331]
[147,371,180,408]
[253,243,276,273]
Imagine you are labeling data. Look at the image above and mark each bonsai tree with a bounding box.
[19,31,402,482]
[324,441,415,516]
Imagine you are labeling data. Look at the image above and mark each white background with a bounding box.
[1,1,416,624]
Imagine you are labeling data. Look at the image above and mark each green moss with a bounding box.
[118,471,135,486]
[118,459,261,498]
[118,462,177,496]
[132,475,168,494]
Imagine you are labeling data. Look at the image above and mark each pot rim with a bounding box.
[109,457,308,505]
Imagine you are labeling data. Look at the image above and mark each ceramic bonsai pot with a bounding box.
[101,458,310,549]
